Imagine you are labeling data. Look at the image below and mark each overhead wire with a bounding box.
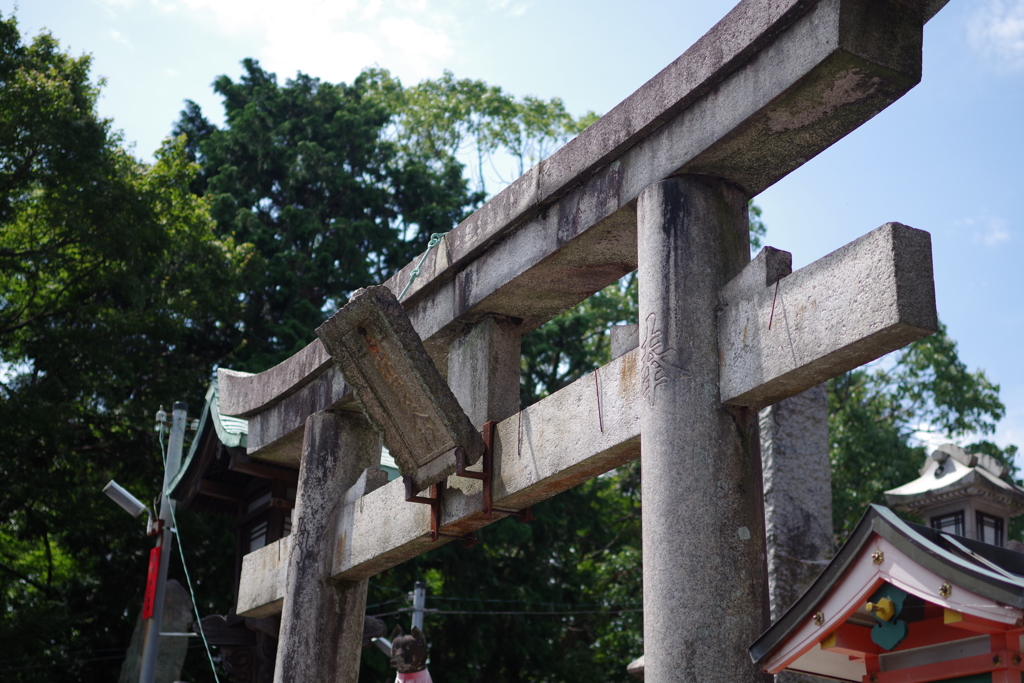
[369,606,642,619]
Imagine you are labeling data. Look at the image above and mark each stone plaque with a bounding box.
[316,286,484,492]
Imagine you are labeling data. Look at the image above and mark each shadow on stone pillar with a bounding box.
[760,384,833,683]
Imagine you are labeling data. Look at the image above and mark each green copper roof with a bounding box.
[169,378,247,497]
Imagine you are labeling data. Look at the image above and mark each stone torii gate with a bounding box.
[218,0,949,681]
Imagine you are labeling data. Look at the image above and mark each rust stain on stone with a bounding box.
[619,349,637,389]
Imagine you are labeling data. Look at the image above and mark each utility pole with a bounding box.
[411,580,426,631]
[138,401,187,683]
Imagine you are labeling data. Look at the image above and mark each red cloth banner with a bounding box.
[141,545,161,620]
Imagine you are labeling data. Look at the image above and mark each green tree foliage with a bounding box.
[361,463,642,683]
[380,68,599,196]
[173,61,481,371]
[829,323,1013,542]
[520,275,637,408]
[0,15,249,680]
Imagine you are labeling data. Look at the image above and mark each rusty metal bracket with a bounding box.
[493,506,535,524]
[404,477,443,542]
[439,531,482,548]
[455,421,494,517]
[455,420,533,523]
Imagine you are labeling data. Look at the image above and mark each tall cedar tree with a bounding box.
[173,60,479,372]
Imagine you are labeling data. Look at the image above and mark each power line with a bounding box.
[429,595,642,608]
[369,606,643,619]
[367,588,642,609]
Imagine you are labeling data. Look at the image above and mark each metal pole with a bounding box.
[411,580,426,632]
[139,401,187,683]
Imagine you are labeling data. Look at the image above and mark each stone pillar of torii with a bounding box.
[215,1,951,681]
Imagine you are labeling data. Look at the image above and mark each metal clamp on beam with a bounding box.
[455,421,533,523]
[404,478,443,542]
[438,531,482,548]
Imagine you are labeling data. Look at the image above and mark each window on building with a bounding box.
[977,512,1004,547]
[931,511,965,537]
[249,519,268,553]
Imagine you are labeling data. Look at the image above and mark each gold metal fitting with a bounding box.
[1012,653,1021,666]
[813,612,825,626]
[871,550,884,565]
[994,656,1003,667]
[869,673,878,683]
[939,582,952,599]
[865,598,896,622]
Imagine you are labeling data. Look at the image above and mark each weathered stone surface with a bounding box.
[611,324,639,361]
[219,339,332,418]
[721,247,793,304]
[236,347,641,617]
[760,385,832,683]
[218,0,932,433]
[719,222,937,409]
[620,390,829,683]
[637,176,769,683]
[447,316,522,429]
[246,367,353,465]
[274,411,380,683]
[760,387,832,615]
[238,535,292,619]
[316,286,484,492]
[118,580,192,683]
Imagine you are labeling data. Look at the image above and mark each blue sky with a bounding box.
[8,0,1024,459]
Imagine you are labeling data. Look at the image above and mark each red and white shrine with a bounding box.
[750,444,1024,683]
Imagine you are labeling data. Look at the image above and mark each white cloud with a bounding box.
[362,0,383,19]
[969,0,1024,70]
[394,0,429,12]
[486,0,531,18]
[127,0,456,82]
[95,0,541,85]
[262,29,383,84]
[380,16,454,60]
[108,28,133,48]
[955,216,1013,247]
[910,423,953,453]
[175,0,359,38]
[980,218,1011,246]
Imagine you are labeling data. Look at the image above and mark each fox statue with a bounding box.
[390,626,432,683]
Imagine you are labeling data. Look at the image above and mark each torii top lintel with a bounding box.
[218,0,947,453]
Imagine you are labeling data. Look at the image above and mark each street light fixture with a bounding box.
[102,479,149,518]
[102,479,156,535]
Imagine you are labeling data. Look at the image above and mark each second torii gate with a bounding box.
[218,0,949,681]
